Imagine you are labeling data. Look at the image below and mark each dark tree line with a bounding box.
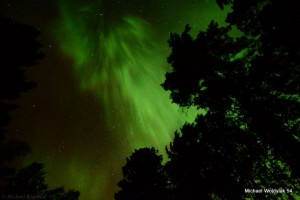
[0,16,79,199]
[116,0,300,199]
[115,148,168,200]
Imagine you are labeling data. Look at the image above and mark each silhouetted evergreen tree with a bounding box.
[0,16,43,136]
[0,16,80,199]
[162,0,300,199]
[115,148,168,200]
[0,16,43,197]
[117,0,299,199]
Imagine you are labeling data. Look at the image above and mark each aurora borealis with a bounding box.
[1,1,229,199]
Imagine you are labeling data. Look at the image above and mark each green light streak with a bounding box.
[55,2,199,151]
[49,1,227,199]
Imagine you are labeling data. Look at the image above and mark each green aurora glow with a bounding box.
[49,1,229,199]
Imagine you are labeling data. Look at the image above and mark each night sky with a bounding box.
[1,1,229,199]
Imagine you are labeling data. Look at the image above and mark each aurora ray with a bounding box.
[49,0,228,199]
[55,1,201,152]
